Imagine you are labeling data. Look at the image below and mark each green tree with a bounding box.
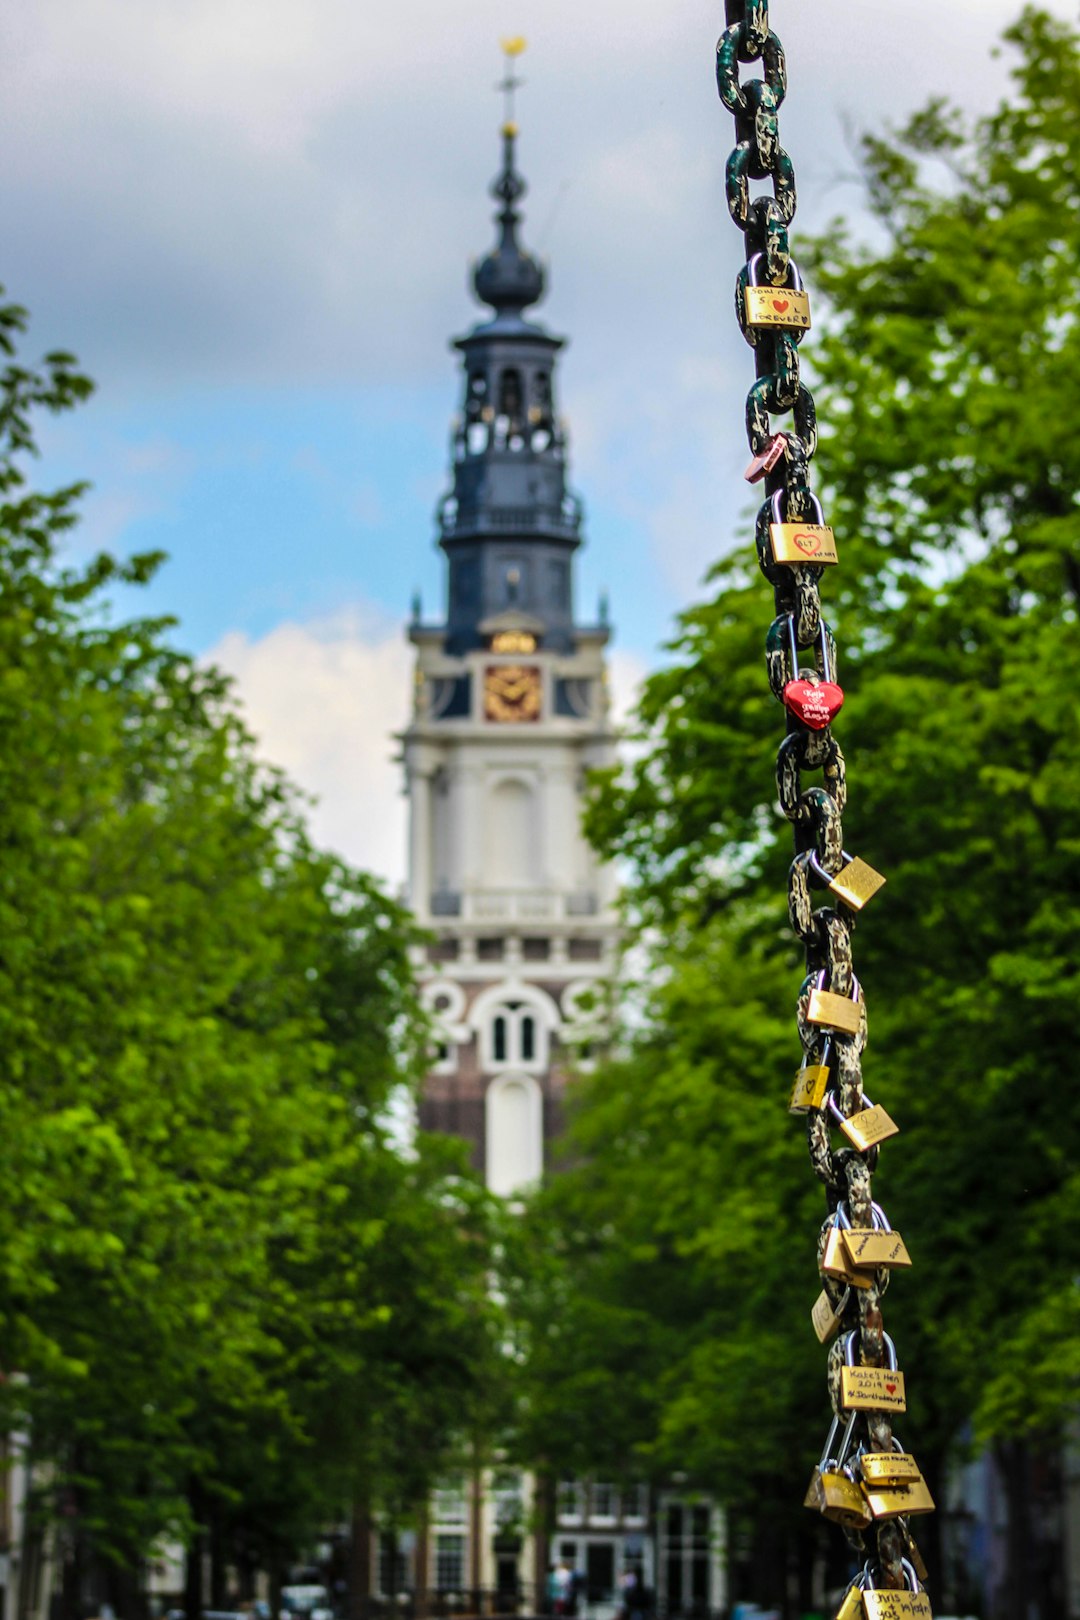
[519,9,1080,1612]
[0,292,501,1612]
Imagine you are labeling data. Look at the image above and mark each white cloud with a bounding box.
[207,610,650,892]
[208,607,412,887]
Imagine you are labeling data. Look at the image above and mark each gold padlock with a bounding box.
[819,1469,872,1528]
[822,1224,872,1289]
[841,1226,912,1271]
[863,1592,932,1620]
[743,252,812,332]
[768,490,839,567]
[860,1450,922,1486]
[827,854,887,911]
[829,1095,900,1152]
[862,1473,936,1520]
[806,969,864,1038]
[834,1585,866,1620]
[811,1288,846,1344]
[790,1060,830,1114]
[840,1329,907,1414]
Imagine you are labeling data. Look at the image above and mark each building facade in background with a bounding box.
[397,100,725,1620]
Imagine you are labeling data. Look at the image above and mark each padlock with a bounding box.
[862,1558,932,1620]
[743,253,812,332]
[811,1286,849,1344]
[834,1570,872,1620]
[807,1411,871,1529]
[861,1472,936,1521]
[790,1059,831,1114]
[813,849,887,913]
[859,1436,935,1519]
[828,1092,900,1153]
[859,1443,922,1486]
[768,489,839,567]
[823,1203,874,1288]
[840,1200,912,1271]
[840,1329,907,1415]
[806,969,864,1039]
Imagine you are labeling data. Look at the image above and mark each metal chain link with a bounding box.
[716,2,934,1601]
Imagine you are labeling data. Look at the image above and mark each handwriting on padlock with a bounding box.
[744,286,812,330]
[839,1365,907,1413]
[862,1593,932,1620]
[841,1228,912,1269]
[769,521,839,566]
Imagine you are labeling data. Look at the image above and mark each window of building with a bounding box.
[377,1533,408,1598]
[492,1469,523,1529]
[522,937,550,962]
[484,1001,546,1071]
[435,1534,466,1592]
[433,1475,467,1525]
[621,1484,648,1523]
[557,1478,584,1524]
[661,1500,712,1614]
[568,938,603,963]
[590,1482,616,1522]
[477,937,505,962]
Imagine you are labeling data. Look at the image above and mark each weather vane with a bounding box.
[497,36,527,134]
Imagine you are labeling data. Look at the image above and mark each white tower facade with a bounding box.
[400,114,617,1196]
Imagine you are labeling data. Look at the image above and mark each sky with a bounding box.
[3,0,1073,887]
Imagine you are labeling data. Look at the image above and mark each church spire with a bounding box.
[435,42,585,656]
[473,41,545,316]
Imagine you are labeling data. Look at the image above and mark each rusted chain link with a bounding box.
[716,2,935,1605]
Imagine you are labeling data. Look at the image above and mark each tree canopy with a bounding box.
[512,7,1080,1606]
[0,293,500,1606]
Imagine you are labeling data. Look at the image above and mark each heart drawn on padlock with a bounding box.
[885,1383,897,1395]
[772,298,790,313]
[783,678,845,732]
[792,530,821,555]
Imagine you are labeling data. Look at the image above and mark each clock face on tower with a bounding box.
[484,664,542,722]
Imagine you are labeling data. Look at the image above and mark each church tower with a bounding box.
[401,76,617,1198]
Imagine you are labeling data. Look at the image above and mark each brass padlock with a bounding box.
[826,853,887,912]
[840,1329,907,1414]
[862,1560,931,1620]
[809,1412,871,1529]
[841,1202,912,1271]
[834,1582,867,1620]
[790,1058,831,1114]
[743,252,812,332]
[805,968,864,1040]
[768,490,839,567]
[829,1093,900,1153]
[822,1222,872,1289]
[811,1287,848,1344]
[860,1449,921,1486]
[861,1466,936,1520]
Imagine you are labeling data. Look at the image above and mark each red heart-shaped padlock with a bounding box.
[783,678,844,731]
[772,298,790,314]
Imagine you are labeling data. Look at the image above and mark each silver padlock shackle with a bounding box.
[771,486,826,530]
[746,251,804,293]
[781,610,835,688]
[835,1197,889,1233]
[818,1408,858,1472]
[842,1328,899,1373]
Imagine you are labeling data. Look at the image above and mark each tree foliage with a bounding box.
[0,293,500,1594]
[513,5,1080,1599]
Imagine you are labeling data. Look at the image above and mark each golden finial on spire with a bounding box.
[497,37,527,136]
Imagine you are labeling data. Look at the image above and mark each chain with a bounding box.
[716,3,934,1603]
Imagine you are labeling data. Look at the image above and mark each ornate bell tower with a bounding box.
[401,68,617,1198]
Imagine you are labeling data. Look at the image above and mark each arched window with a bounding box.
[498,367,523,430]
[485,1001,547,1071]
[487,778,537,888]
[486,1074,542,1196]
